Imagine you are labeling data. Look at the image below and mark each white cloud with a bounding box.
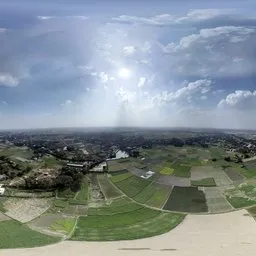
[37,16,88,20]
[111,9,234,26]
[137,77,146,88]
[0,73,19,87]
[218,90,256,110]
[162,26,256,77]
[61,99,72,106]
[151,79,212,107]
[200,95,208,100]
[112,14,175,26]
[123,46,136,56]
[0,28,7,33]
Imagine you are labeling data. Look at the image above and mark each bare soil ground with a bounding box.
[2,210,256,256]
[157,175,190,187]
[191,166,232,186]
[4,198,52,223]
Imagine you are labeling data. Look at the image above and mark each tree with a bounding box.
[56,175,73,189]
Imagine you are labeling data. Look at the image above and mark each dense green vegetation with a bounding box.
[226,196,256,208]
[110,172,133,183]
[0,220,60,248]
[163,186,208,212]
[72,201,184,241]
[133,182,171,208]
[114,175,151,198]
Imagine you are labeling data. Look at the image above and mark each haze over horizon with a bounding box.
[1,0,256,130]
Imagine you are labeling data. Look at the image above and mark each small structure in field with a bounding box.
[0,184,5,195]
[141,171,155,179]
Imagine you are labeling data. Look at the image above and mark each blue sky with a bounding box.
[1,0,256,129]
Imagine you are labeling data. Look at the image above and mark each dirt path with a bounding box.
[1,210,256,256]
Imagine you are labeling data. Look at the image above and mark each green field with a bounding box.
[160,167,174,175]
[0,220,59,248]
[51,218,76,235]
[133,183,171,208]
[225,183,256,208]
[114,175,151,198]
[110,171,133,183]
[226,196,256,208]
[73,178,88,203]
[97,174,121,198]
[87,197,142,216]
[191,178,216,187]
[163,186,208,212]
[71,204,184,241]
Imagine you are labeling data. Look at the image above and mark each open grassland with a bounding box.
[133,183,171,208]
[97,174,121,198]
[0,220,59,248]
[225,183,256,208]
[71,204,184,241]
[191,178,216,187]
[114,175,151,198]
[163,186,208,212]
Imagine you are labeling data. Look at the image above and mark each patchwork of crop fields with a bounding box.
[71,197,184,241]
[1,144,256,248]
[97,174,122,199]
[225,183,256,208]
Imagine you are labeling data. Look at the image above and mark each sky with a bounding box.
[1,0,256,130]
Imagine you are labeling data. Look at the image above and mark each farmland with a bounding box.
[0,220,60,248]
[71,201,184,241]
[163,186,208,212]
[1,130,256,248]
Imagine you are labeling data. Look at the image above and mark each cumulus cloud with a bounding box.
[218,90,256,110]
[61,99,72,106]
[0,73,19,87]
[137,77,146,88]
[123,46,136,56]
[151,79,212,107]
[162,26,256,77]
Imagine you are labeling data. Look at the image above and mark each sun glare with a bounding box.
[118,68,131,79]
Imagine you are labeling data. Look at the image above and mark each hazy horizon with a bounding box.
[1,0,256,130]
